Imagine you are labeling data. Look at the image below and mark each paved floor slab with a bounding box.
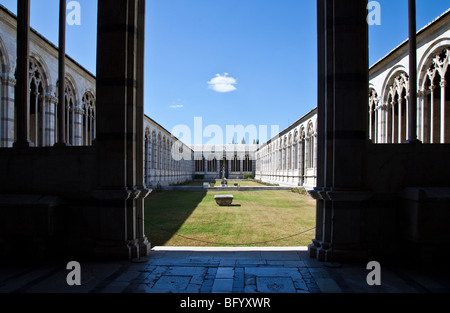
[2,247,450,295]
[256,277,297,293]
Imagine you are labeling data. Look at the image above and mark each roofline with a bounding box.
[0,4,96,80]
[257,107,318,150]
[369,8,450,72]
[143,114,194,152]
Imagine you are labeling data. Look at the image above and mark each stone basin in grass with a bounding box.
[214,195,234,206]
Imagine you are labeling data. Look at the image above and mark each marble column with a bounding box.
[407,0,419,144]
[440,80,446,143]
[73,105,84,146]
[430,85,435,143]
[398,98,403,143]
[14,0,31,148]
[0,73,16,147]
[55,0,66,146]
[43,89,58,146]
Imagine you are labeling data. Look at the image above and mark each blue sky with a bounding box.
[0,0,449,144]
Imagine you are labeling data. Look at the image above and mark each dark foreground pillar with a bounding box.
[94,0,150,259]
[309,0,372,263]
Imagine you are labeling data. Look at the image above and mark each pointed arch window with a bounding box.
[82,92,96,145]
[29,59,45,147]
[64,80,76,145]
[243,154,252,172]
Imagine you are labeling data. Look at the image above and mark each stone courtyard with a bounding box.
[2,247,450,296]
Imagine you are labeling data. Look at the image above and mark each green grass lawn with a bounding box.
[144,189,316,247]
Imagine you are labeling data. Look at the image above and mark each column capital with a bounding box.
[43,92,58,103]
[440,80,447,88]
[0,73,16,85]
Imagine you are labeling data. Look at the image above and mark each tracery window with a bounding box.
[207,157,217,172]
[231,154,240,172]
[421,47,449,143]
[29,59,45,147]
[306,123,315,169]
[243,154,252,172]
[64,80,76,145]
[82,92,95,145]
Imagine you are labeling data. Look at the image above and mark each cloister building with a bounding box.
[368,8,450,145]
[1,1,449,264]
[144,118,193,187]
[255,109,318,189]
[254,8,450,190]
[3,3,447,193]
[192,144,257,180]
[0,4,193,188]
[0,5,96,148]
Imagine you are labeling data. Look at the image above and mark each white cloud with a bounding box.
[207,73,237,93]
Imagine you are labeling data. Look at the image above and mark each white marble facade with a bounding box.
[0,6,96,148]
[144,118,194,187]
[369,9,450,144]
[255,109,318,189]
[1,4,449,191]
[192,144,257,180]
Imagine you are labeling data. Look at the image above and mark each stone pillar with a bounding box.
[430,85,435,143]
[135,0,151,256]
[93,0,149,259]
[385,105,389,143]
[418,90,425,142]
[14,0,31,148]
[0,73,16,147]
[240,158,243,175]
[407,0,420,144]
[440,80,446,143]
[309,0,372,263]
[43,88,58,146]
[55,0,66,147]
[398,98,403,143]
[73,105,84,146]
[217,158,220,177]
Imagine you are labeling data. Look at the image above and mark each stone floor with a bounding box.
[2,246,450,295]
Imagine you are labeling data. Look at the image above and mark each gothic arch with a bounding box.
[0,35,16,147]
[63,77,77,145]
[383,70,409,143]
[29,52,51,88]
[144,128,151,184]
[418,38,450,90]
[418,45,450,143]
[369,88,379,142]
[151,131,157,169]
[157,132,162,170]
[0,35,9,73]
[381,65,408,104]
[82,91,96,145]
[28,56,49,147]
[306,121,315,169]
